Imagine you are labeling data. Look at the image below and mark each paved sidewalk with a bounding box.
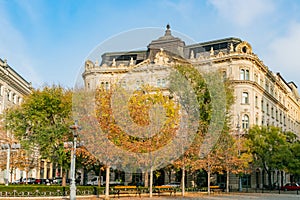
[1,192,299,200]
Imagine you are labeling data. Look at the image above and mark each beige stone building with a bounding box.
[82,26,300,188]
[0,58,32,184]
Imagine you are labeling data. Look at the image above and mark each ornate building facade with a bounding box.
[0,58,32,184]
[82,26,300,188]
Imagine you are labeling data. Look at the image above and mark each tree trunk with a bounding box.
[25,170,28,184]
[98,166,101,187]
[149,166,153,198]
[144,171,149,187]
[62,171,67,186]
[181,165,185,196]
[268,170,272,190]
[207,168,211,195]
[168,169,171,183]
[105,166,110,200]
[226,169,229,193]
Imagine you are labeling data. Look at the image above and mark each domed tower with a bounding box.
[148,24,185,58]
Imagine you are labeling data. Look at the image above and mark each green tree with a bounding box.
[285,131,300,180]
[247,125,291,188]
[5,86,73,185]
[170,64,236,194]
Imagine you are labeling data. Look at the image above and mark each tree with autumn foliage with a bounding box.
[93,84,180,198]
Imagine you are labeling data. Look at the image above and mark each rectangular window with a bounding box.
[240,69,245,80]
[161,79,166,87]
[242,92,249,104]
[245,70,249,80]
[255,96,258,107]
[240,69,249,80]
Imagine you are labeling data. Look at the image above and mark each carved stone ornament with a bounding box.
[154,48,169,65]
[235,41,252,54]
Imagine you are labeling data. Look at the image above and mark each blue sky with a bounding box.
[1,0,300,88]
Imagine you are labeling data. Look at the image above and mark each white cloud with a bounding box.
[264,22,300,86]
[208,0,275,26]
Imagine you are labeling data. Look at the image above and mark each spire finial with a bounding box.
[166,24,170,30]
[164,24,171,36]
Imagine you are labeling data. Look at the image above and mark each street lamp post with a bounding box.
[5,144,10,186]
[69,120,81,200]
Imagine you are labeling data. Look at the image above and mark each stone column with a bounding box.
[260,170,263,189]
[49,163,53,179]
[55,165,59,177]
[36,161,40,179]
[43,160,47,179]
[125,172,132,185]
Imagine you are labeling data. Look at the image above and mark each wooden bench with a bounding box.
[153,186,176,196]
[112,185,141,198]
[210,185,224,193]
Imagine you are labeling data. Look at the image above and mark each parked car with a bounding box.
[87,176,100,186]
[53,177,62,185]
[21,178,36,184]
[162,182,181,187]
[34,178,50,185]
[281,183,300,191]
[12,179,21,184]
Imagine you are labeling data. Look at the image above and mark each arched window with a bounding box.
[242,92,249,104]
[242,114,249,129]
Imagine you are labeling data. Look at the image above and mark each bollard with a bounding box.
[94,186,99,197]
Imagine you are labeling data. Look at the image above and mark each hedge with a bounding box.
[0,185,104,197]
